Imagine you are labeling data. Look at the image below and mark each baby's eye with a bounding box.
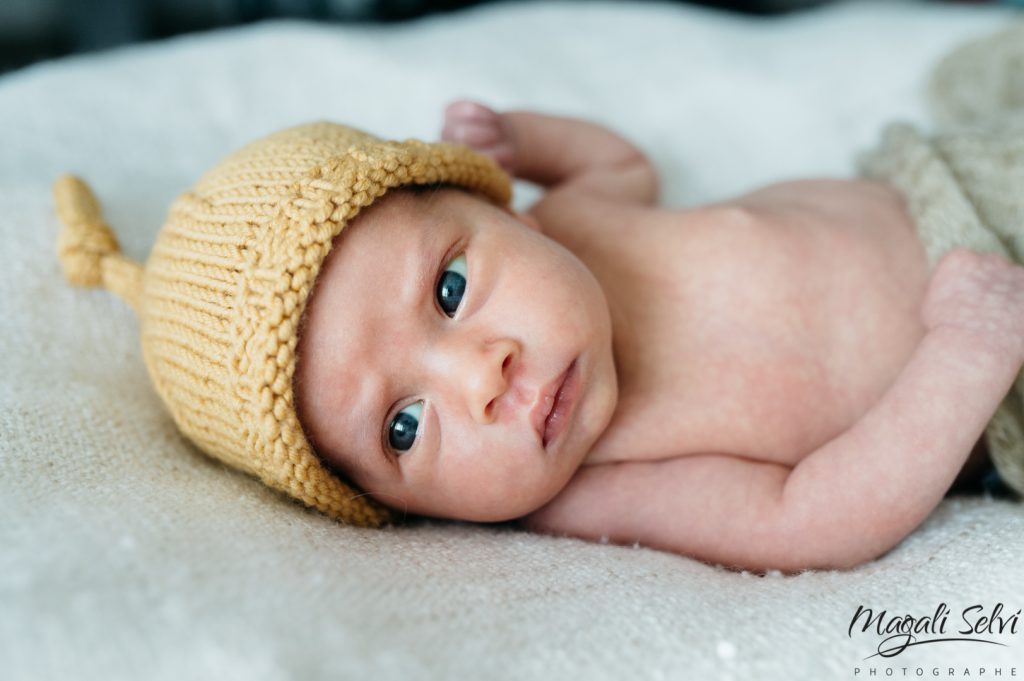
[387,400,422,453]
[436,253,467,317]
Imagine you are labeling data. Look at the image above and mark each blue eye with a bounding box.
[436,253,467,317]
[388,401,422,453]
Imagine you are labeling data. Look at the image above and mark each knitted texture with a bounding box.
[55,176,144,312]
[857,23,1024,497]
[54,121,512,526]
[928,23,1024,130]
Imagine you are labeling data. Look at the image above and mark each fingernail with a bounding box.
[448,100,492,121]
[450,121,500,147]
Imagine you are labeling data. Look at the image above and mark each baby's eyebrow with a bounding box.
[406,224,446,310]
[409,248,434,311]
[378,218,427,316]
[343,377,391,477]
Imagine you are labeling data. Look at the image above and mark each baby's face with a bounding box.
[294,186,618,522]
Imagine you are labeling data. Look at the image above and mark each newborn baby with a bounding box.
[292,98,1024,573]
[53,24,1024,576]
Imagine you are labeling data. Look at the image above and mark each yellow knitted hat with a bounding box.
[54,121,512,527]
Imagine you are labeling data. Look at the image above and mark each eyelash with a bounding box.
[381,239,467,458]
[432,238,467,318]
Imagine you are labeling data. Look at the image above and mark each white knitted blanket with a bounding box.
[2,2,1023,679]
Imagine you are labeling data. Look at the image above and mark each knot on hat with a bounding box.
[57,215,120,288]
[53,174,144,311]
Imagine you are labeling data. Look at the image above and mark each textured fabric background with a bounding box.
[2,1,1023,679]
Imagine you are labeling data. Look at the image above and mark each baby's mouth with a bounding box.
[542,358,579,449]
[530,361,571,443]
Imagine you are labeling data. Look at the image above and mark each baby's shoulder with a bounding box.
[730,177,906,216]
[529,183,655,229]
[524,186,659,254]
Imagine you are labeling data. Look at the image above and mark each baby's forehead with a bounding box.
[341,185,480,249]
[378,184,472,216]
[300,186,464,342]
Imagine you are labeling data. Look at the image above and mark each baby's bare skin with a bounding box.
[289,101,1021,575]
[561,179,931,470]
[443,101,1022,572]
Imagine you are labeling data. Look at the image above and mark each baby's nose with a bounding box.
[459,338,520,425]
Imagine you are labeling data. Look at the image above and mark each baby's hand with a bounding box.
[921,247,1024,363]
[441,100,516,173]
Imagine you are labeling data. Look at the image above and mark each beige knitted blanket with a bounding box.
[858,23,1024,497]
[4,5,1023,679]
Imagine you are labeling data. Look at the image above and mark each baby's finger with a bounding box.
[442,118,502,147]
[441,100,516,173]
[444,99,497,123]
[480,142,516,173]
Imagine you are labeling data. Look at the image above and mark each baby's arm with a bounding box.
[524,249,1024,572]
[442,100,658,205]
[778,249,1024,568]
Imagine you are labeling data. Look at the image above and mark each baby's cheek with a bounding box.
[452,460,551,518]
